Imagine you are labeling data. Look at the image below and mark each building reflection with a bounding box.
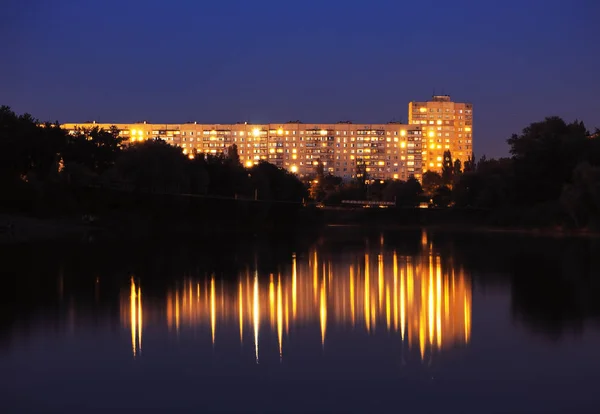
[120,278,143,358]
[122,238,471,361]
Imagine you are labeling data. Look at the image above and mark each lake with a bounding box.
[1,228,600,413]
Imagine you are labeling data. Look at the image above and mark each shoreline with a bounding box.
[2,212,599,244]
[325,223,600,238]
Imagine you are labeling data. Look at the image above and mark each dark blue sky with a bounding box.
[3,0,599,157]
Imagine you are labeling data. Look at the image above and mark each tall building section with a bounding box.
[63,95,470,181]
[408,95,473,173]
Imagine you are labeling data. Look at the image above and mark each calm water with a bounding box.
[1,228,600,414]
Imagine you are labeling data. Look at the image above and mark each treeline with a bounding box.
[311,117,600,229]
[3,105,600,230]
[0,106,308,233]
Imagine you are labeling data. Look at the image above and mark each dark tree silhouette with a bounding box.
[226,143,241,166]
[116,139,189,193]
[441,150,454,185]
[62,126,124,176]
[463,152,476,173]
[453,159,462,177]
[507,117,588,205]
[422,171,443,195]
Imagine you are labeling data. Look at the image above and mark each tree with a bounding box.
[309,158,327,201]
[0,106,67,183]
[507,117,588,205]
[62,126,124,176]
[355,159,368,186]
[382,180,405,203]
[250,161,307,202]
[320,174,342,201]
[585,129,600,167]
[476,154,487,171]
[453,157,514,209]
[381,178,422,207]
[560,162,600,228]
[422,171,443,195]
[383,176,423,206]
[116,140,189,193]
[324,182,364,205]
[463,152,476,173]
[226,143,241,166]
[433,185,452,207]
[400,176,423,207]
[315,158,325,181]
[441,150,453,185]
[453,159,462,176]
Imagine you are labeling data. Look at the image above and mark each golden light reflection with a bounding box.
[269,275,275,329]
[130,278,136,357]
[277,276,283,360]
[350,265,355,325]
[320,274,327,346]
[152,242,472,363]
[210,277,216,345]
[239,281,244,344]
[253,273,259,364]
[137,285,142,354]
[292,253,297,318]
[127,278,143,358]
[365,253,371,333]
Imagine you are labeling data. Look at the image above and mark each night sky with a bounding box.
[3,0,599,158]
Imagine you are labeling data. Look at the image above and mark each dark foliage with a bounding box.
[0,107,307,227]
[2,106,600,230]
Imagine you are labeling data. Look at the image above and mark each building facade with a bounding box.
[63,95,471,181]
[408,95,473,172]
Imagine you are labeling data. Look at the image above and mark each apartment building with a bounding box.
[408,95,473,172]
[62,121,424,181]
[63,95,470,181]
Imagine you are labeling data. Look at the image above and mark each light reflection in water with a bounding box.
[124,241,472,362]
[128,278,142,358]
[277,275,283,360]
[253,272,259,364]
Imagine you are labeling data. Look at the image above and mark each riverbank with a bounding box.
[2,211,599,245]
[0,210,323,244]
[324,223,600,239]
[0,214,94,244]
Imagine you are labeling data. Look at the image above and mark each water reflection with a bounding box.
[129,278,142,358]
[124,235,472,362]
[4,231,600,414]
